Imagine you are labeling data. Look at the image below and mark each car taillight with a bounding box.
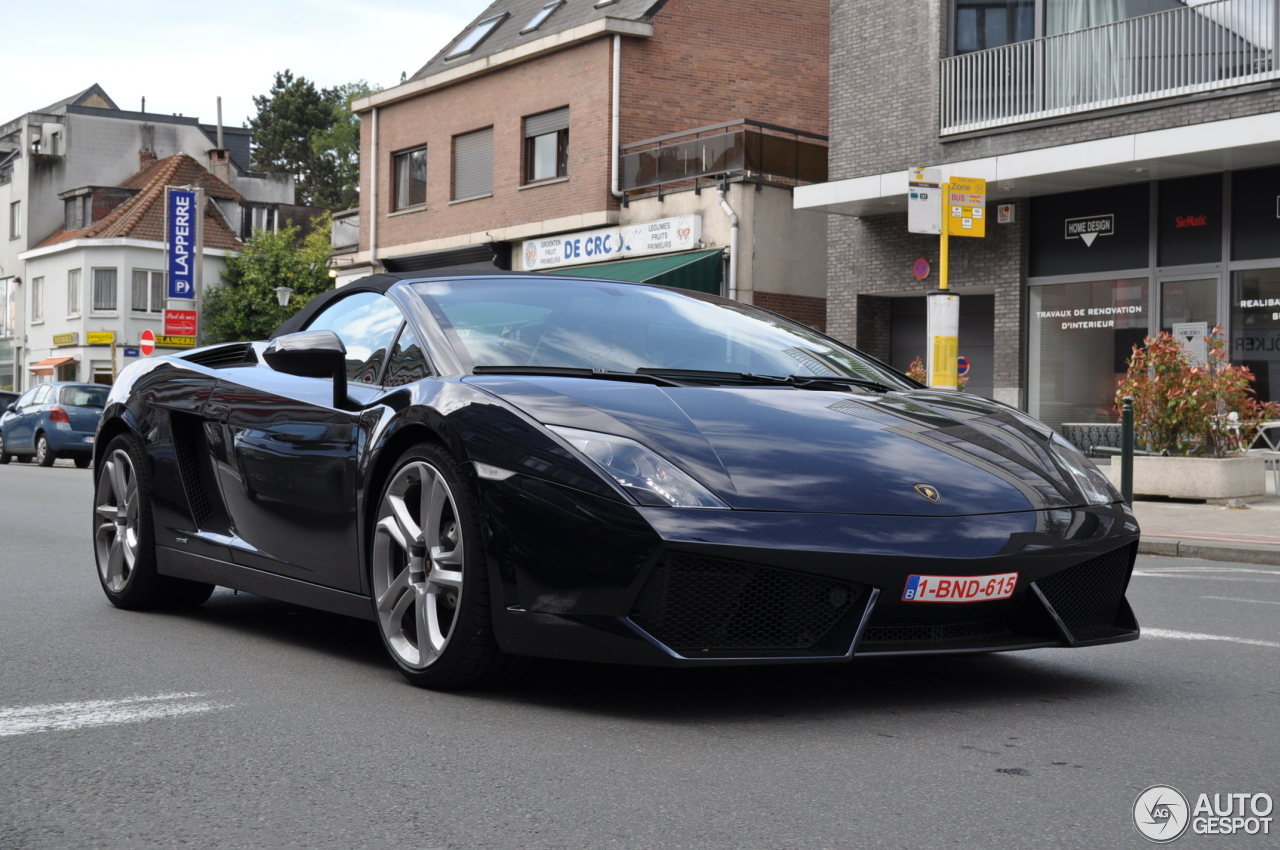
[49,405,70,423]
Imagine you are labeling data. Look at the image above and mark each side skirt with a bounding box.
[157,546,376,621]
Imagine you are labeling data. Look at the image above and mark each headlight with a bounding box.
[548,426,727,509]
[1049,433,1120,506]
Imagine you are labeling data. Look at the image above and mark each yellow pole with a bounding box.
[939,181,950,291]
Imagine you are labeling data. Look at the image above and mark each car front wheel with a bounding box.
[371,442,513,689]
[93,434,214,609]
[0,432,10,464]
[35,433,55,467]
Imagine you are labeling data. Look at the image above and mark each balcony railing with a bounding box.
[941,0,1279,135]
[620,119,828,196]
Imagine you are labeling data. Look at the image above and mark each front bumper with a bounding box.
[482,476,1140,666]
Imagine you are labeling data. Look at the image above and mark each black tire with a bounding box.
[35,433,55,467]
[93,433,215,610]
[74,456,91,469]
[370,441,514,689]
[0,431,10,464]
[16,455,30,463]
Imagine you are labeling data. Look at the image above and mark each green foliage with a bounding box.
[204,215,335,344]
[310,80,382,211]
[1116,328,1280,457]
[248,72,381,208]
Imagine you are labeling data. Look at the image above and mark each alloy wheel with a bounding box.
[372,460,465,669]
[35,435,50,466]
[94,449,140,593]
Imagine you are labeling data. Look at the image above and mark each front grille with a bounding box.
[630,553,862,652]
[1035,544,1135,637]
[861,621,1010,644]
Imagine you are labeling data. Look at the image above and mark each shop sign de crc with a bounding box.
[522,215,702,271]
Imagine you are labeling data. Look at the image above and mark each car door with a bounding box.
[9,385,51,451]
[204,291,408,592]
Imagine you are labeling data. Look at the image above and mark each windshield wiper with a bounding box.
[471,366,683,387]
[635,368,792,385]
[786,374,896,393]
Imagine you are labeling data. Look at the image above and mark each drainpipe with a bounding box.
[610,35,623,200]
[370,106,379,270]
[717,188,739,301]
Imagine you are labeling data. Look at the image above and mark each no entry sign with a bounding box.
[140,329,156,356]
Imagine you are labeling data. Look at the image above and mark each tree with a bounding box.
[247,71,342,207]
[204,215,334,344]
[310,80,382,211]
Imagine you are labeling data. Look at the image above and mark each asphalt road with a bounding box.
[0,462,1277,850]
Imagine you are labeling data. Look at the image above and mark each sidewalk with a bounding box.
[1128,474,1280,566]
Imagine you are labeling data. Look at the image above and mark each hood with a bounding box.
[465,376,1098,516]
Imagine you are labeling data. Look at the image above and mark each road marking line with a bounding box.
[1144,628,1280,649]
[1132,572,1280,583]
[0,692,227,738]
[1202,596,1280,606]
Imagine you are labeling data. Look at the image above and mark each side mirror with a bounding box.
[263,330,350,409]
[5,404,14,414]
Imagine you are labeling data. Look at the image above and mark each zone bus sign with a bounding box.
[1065,214,1114,247]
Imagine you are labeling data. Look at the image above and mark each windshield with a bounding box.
[60,385,109,408]
[413,279,911,387]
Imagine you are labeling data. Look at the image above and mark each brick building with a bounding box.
[797,0,1280,424]
[344,0,832,328]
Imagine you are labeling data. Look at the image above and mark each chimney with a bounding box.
[208,149,231,185]
[139,149,157,170]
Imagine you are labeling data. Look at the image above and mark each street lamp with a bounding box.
[274,286,294,324]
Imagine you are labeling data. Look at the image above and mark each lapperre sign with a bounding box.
[167,189,196,299]
[1065,214,1114,247]
[522,215,701,271]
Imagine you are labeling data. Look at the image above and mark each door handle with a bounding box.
[204,402,230,422]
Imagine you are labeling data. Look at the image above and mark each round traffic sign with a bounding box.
[957,355,970,377]
[140,329,156,356]
[913,258,930,280]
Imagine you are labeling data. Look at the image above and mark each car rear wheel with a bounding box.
[371,442,513,689]
[35,433,55,467]
[93,434,214,610]
[74,456,90,469]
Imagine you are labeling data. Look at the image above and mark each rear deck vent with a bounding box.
[183,343,258,369]
[630,552,862,653]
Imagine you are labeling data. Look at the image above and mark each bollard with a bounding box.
[1120,396,1134,504]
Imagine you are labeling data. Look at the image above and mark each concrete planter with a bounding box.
[1107,455,1265,504]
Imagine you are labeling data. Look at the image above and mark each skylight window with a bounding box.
[522,1,563,34]
[446,13,507,59]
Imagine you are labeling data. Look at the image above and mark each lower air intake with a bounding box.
[1035,543,1135,640]
[630,552,862,653]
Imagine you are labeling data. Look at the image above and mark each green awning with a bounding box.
[547,249,724,295]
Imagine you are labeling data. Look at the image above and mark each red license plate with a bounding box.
[902,572,1018,602]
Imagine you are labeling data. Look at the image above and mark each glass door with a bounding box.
[1158,276,1221,366]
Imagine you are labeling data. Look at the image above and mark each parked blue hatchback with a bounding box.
[0,382,108,467]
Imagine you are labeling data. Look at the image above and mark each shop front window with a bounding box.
[1029,278,1149,430]
[1232,268,1280,404]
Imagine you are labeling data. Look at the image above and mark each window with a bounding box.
[954,0,1034,54]
[131,269,165,312]
[453,127,494,201]
[65,197,86,232]
[241,205,278,239]
[522,1,563,33]
[393,147,427,209]
[9,201,19,239]
[92,268,118,312]
[304,292,405,386]
[446,14,506,59]
[32,385,53,405]
[383,325,431,387]
[67,269,80,316]
[524,108,569,183]
[60,385,108,408]
[31,277,43,322]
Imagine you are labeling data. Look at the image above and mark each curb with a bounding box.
[1139,538,1280,567]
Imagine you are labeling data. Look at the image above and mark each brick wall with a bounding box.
[621,0,829,143]
[359,39,614,255]
[753,291,827,333]
[827,201,1027,399]
[830,0,1280,180]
